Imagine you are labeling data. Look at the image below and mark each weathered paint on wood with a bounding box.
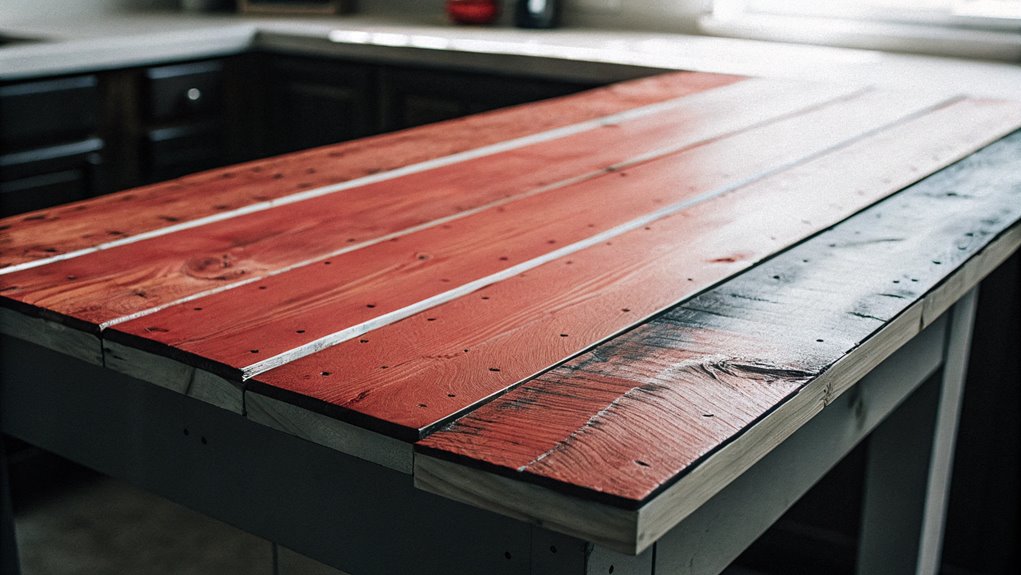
[250,98,1021,439]
[0,72,738,271]
[103,86,933,381]
[0,78,826,330]
[416,131,1021,519]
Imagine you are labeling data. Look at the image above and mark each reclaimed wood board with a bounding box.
[0,72,737,273]
[415,129,1021,552]
[101,86,938,382]
[247,98,1020,439]
[0,78,843,332]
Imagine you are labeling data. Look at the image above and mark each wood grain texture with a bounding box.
[417,313,947,556]
[103,85,908,380]
[0,307,102,365]
[416,130,1021,521]
[250,98,1020,439]
[245,393,414,473]
[0,72,738,271]
[102,340,243,413]
[0,78,814,330]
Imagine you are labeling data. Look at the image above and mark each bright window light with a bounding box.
[713,0,1021,27]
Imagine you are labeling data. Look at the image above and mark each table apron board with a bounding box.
[0,286,977,574]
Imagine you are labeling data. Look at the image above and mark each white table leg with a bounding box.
[857,288,977,575]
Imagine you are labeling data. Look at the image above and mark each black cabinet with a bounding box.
[0,75,99,150]
[142,123,224,183]
[379,66,594,132]
[138,60,229,183]
[0,75,106,217]
[144,60,225,122]
[264,55,376,155]
[260,55,596,155]
[0,54,602,218]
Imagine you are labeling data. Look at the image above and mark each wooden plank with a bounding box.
[0,307,102,365]
[0,72,737,272]
[653,313,947,574]
[249,98,1021,440]
[102,340,243,413]
[418,309,947,557]
[102,86,927,382]
[0,78,835,331]
[246,393,413,473]
[414,130,1021,553]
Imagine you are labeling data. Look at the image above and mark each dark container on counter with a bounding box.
[514,0,561,28]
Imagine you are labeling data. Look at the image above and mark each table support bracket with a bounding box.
[857,288,978,575]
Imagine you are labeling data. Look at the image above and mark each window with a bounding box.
[704,0,1021,60]
[712,0,1021,29]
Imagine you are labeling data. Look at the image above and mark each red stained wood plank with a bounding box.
[0,72,738,271]
[417,130,1021,505]
[103,84,907,378]
[0,78,844,331]
[250,98,1021,440]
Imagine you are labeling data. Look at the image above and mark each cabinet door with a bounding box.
[142,123,225,183]
[266,56,376,154]
[0,138,105,217]
[0,75,99,151]
[379,67,595,132]
[144,60,225,123]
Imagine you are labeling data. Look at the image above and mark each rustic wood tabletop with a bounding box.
[2,71,1020,573]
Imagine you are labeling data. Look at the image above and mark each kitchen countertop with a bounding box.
[2,10,1020,99]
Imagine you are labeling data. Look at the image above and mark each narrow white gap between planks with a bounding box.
[1,77,813,278]
[238,91,956,379]
[96,79,858,330]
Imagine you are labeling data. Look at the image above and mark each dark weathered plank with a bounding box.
[0,72,738,272]
[102,86,930,381]
[0,78,830,331]
[250,98,1021,439]
[416,129,1021,515]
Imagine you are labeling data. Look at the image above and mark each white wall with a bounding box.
[0,0,177,24]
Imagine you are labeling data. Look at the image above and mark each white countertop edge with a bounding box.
[1,12,1020,100]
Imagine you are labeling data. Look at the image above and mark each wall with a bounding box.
[360,1,708,32]
[0,1,177,24]
[0,1,707,32]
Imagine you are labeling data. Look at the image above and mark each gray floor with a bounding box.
[13,473,759,575]
[14,475,273,575]
[12,472,350,574]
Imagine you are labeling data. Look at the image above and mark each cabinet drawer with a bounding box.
[143,123,225,182]
[0,138,104,181]
[0,138,105,217]
[0,170,92,218]
[0,75,99,150]
[144,60,224,122]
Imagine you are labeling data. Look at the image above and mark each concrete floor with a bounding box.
[12,472,344,575]
[14,474,272,574]
[12,469,758,575]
